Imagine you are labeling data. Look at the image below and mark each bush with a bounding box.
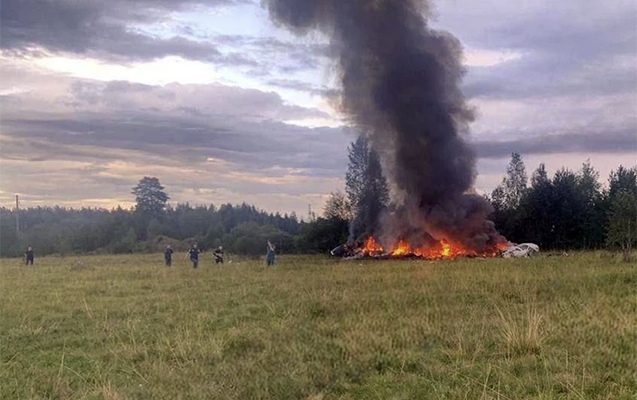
[226,223,293,256]
[297,218,349,254]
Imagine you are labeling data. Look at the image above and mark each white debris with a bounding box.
[502,243,540,258]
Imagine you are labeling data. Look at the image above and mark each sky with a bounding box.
[1,0,635,216]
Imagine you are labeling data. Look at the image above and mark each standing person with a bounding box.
[186,243,201,268]
[164,244,174,267]
[266,240,276,266]
[24,247,34,266]
[213,246,224,264]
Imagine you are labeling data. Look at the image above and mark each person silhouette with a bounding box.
[25,247,34,266]
[164,245,173,267]
[186,243,200,268]
[266,240,276,266]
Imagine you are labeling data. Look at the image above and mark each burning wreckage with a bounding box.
[263,0,533,260]
[331,239,539,260]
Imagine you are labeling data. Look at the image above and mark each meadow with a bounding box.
[1,252,635,400]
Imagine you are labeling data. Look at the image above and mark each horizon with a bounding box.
[1,157,632,216]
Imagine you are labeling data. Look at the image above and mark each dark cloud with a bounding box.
[442,0,637,102]
[62,79,329,121]
[0,0,328,73]
[0,0,254,63]
[0,67,347,177]
[464,59,637,100]
[435,1,636,53]
[0,65,348,211]
[474,128,637,159]
[2,114,348,174]
[485,6,635,59]
[1,0,635,212]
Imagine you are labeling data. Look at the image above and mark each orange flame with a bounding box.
[392,240,410,256]
[441,241,450,257]
[359,236,506,259]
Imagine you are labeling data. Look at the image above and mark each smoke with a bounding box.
[263,0,504,251]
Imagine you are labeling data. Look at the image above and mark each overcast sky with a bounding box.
[1,0,635,216]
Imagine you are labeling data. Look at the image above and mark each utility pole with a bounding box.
[15,194,20,239]
[308,204,316,222]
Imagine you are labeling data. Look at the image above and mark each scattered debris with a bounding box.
[501,243,540,258]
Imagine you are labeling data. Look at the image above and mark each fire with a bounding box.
[358,236,506,260]
[441,241,450,257]
[392,240,410,256]
[362,237,383,254]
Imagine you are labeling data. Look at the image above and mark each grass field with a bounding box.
[1,252,635,399]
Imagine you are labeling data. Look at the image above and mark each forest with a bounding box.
[1,141,635,258]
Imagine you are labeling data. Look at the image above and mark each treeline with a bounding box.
[0,137,385,259]
[488,155,636,254]
[0,202,349,258]
[1,150,634,259]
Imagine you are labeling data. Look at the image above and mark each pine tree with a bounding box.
[489,153,528,240]
[522,163,554,247]
[607,191,637,261]
[577,160,605,248]
[132,177,169,218]
[345,135,370,211]
[608,166,637,199]
[491,153,528,211]
[345,135,389,239]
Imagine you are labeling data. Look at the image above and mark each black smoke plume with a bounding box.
[263,0,504,251]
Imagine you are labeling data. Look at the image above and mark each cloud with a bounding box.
[1,0,635,213]
[0,0,329,75]
[438,0,637,103]
[0,63,345,169]
[474,129,637,159]
[0,63,349,212]
[0,135,342,212]
[0,0,256,64]
[64,79,329,120]
[265,78,340,98]
[428,0,637,163]
[213,35,329,73]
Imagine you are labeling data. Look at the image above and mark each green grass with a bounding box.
[1,252,635,399]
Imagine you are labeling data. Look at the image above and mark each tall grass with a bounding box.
[496,305,545,357]
[1,252,635,399]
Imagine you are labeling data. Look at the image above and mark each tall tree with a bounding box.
[489,153,528,239]
[491,153,528,211]
[489,185,506,213]
[345,135,370,210]
[518,163,554,247]
[345,135,389,239]
[531,163,550,188]
[550,168,583,248]
[577,160,605,248]
[607,191,637,261]
[132,177,169,219]
[608,166,637,199]
[323,191,352,220]
[492,160,610,249]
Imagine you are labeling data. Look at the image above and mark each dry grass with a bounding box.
[496,305,546,357]
[1,252,635,399]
